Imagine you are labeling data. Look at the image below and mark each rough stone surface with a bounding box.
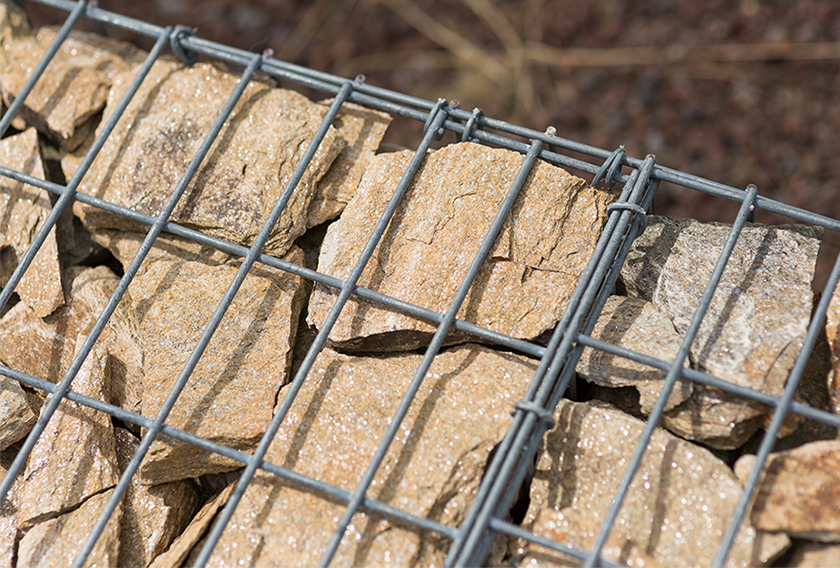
[0,451,22,568]
[118,235,307,484]
[72,59,343,257]
[576,295,691,415]
[781,541,840,567]
[826,287,840,415]
[734,441,840,542]
[306,100,392,227]
[519,400,789,568]
[0,128,63,317]
[17,332,118,527]
[0,375,35,450]
[16,489,122,568]
[0,27,143,150]
[621,216,821,448]
[204,344,535,567]
[115,427,202,568]
[308,143,615,351]
[0,265,143,415]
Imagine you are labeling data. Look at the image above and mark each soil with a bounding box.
[24,0,840,289]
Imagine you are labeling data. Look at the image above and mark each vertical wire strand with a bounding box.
[189,100,452,568]
[583,184,759,568]
[317,137,545,568]
[0,26,174,504]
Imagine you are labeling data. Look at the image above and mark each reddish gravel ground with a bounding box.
[25,0,840,289]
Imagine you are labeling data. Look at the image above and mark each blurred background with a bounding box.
[27,0,840,288]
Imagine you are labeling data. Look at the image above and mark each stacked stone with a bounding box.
[0,2,839,567]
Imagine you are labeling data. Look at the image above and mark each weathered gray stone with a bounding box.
[115,427,202,568]
[0,27,143,150]
[306,100,392,228]
[0,375,35,451]
[519,400,789,568]
[0,128,63,317]
[72,59,344,258]
[119,235,307,484]
[734,441,840,542]
[621,216,821,448]
[576,295,691,414]
[17,332,118,527]
[0,265,143,415]
[17,489,122,568]
[782,541,840,567]
[308,143,615,351]
[203,344,535,566]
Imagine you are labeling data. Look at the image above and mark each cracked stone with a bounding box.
[114,427,202,568]
[101,232,309,484]
[576,295,691,414]
[0,265,143,415]
[620,216,821,448]
[17,331,118,527]
[517,399,789,568]
[0,375,35,451]
[0,128,63,317]
[735,441,840,542]
[72,59,344,258]
[202,344,535,566]
[0,27,144,151]
[308,143,615,352]
[306,100,392,228]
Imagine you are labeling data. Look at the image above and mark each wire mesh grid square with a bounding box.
[1,1,839,567]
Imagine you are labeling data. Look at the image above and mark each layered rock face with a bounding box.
[0,4,839,568]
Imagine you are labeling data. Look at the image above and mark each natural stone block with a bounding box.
[308,143,615,351]
[72,60,344,258]
[0,375,36,451]
[518,399,789,567]
[203,344,535,566]
[621,216,821,448]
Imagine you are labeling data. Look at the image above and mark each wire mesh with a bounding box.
[0,1,837,567]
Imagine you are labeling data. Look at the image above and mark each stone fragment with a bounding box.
[122,235,307,484]
[73,59,343,258]
[781,541,840,567]
[0,375,35,450]
[576,295,691,414]
[204,344,535,566]
[0,265,143,414]
[17,332,118,527]
[17,489,122,568]
[308,143,615,351]
[0,27,144,150]
[826,288,840,414]
[519,400,789,568]
[148,483,235,568]
[0,450,23,568]
[734,441,840,542]
[620,216,821,448]
[306,100,392,227]
[115,427,202,568]
[0,0,29,44]
[0,128,63,317]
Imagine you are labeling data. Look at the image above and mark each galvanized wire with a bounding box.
[0,2,837,567]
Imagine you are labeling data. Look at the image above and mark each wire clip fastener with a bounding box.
[592,145,626,189]
[171,25,198,65]
[461,107,484,143]
[512,400,556,430]
[607,202,649,232]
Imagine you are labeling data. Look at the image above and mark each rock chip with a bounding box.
[576,295,691,414]
[620,216,821,448]
[0,375,36,451]
[109,233,308,484]
[734,441,840,542]
[114,427,202,568]
[306,100,392,228]
[72,59,344,258]
[0,27,144,150]
[308,143,615,351]
[519,400,789,568]
[203,344,535,566]
[0,128,63,317]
